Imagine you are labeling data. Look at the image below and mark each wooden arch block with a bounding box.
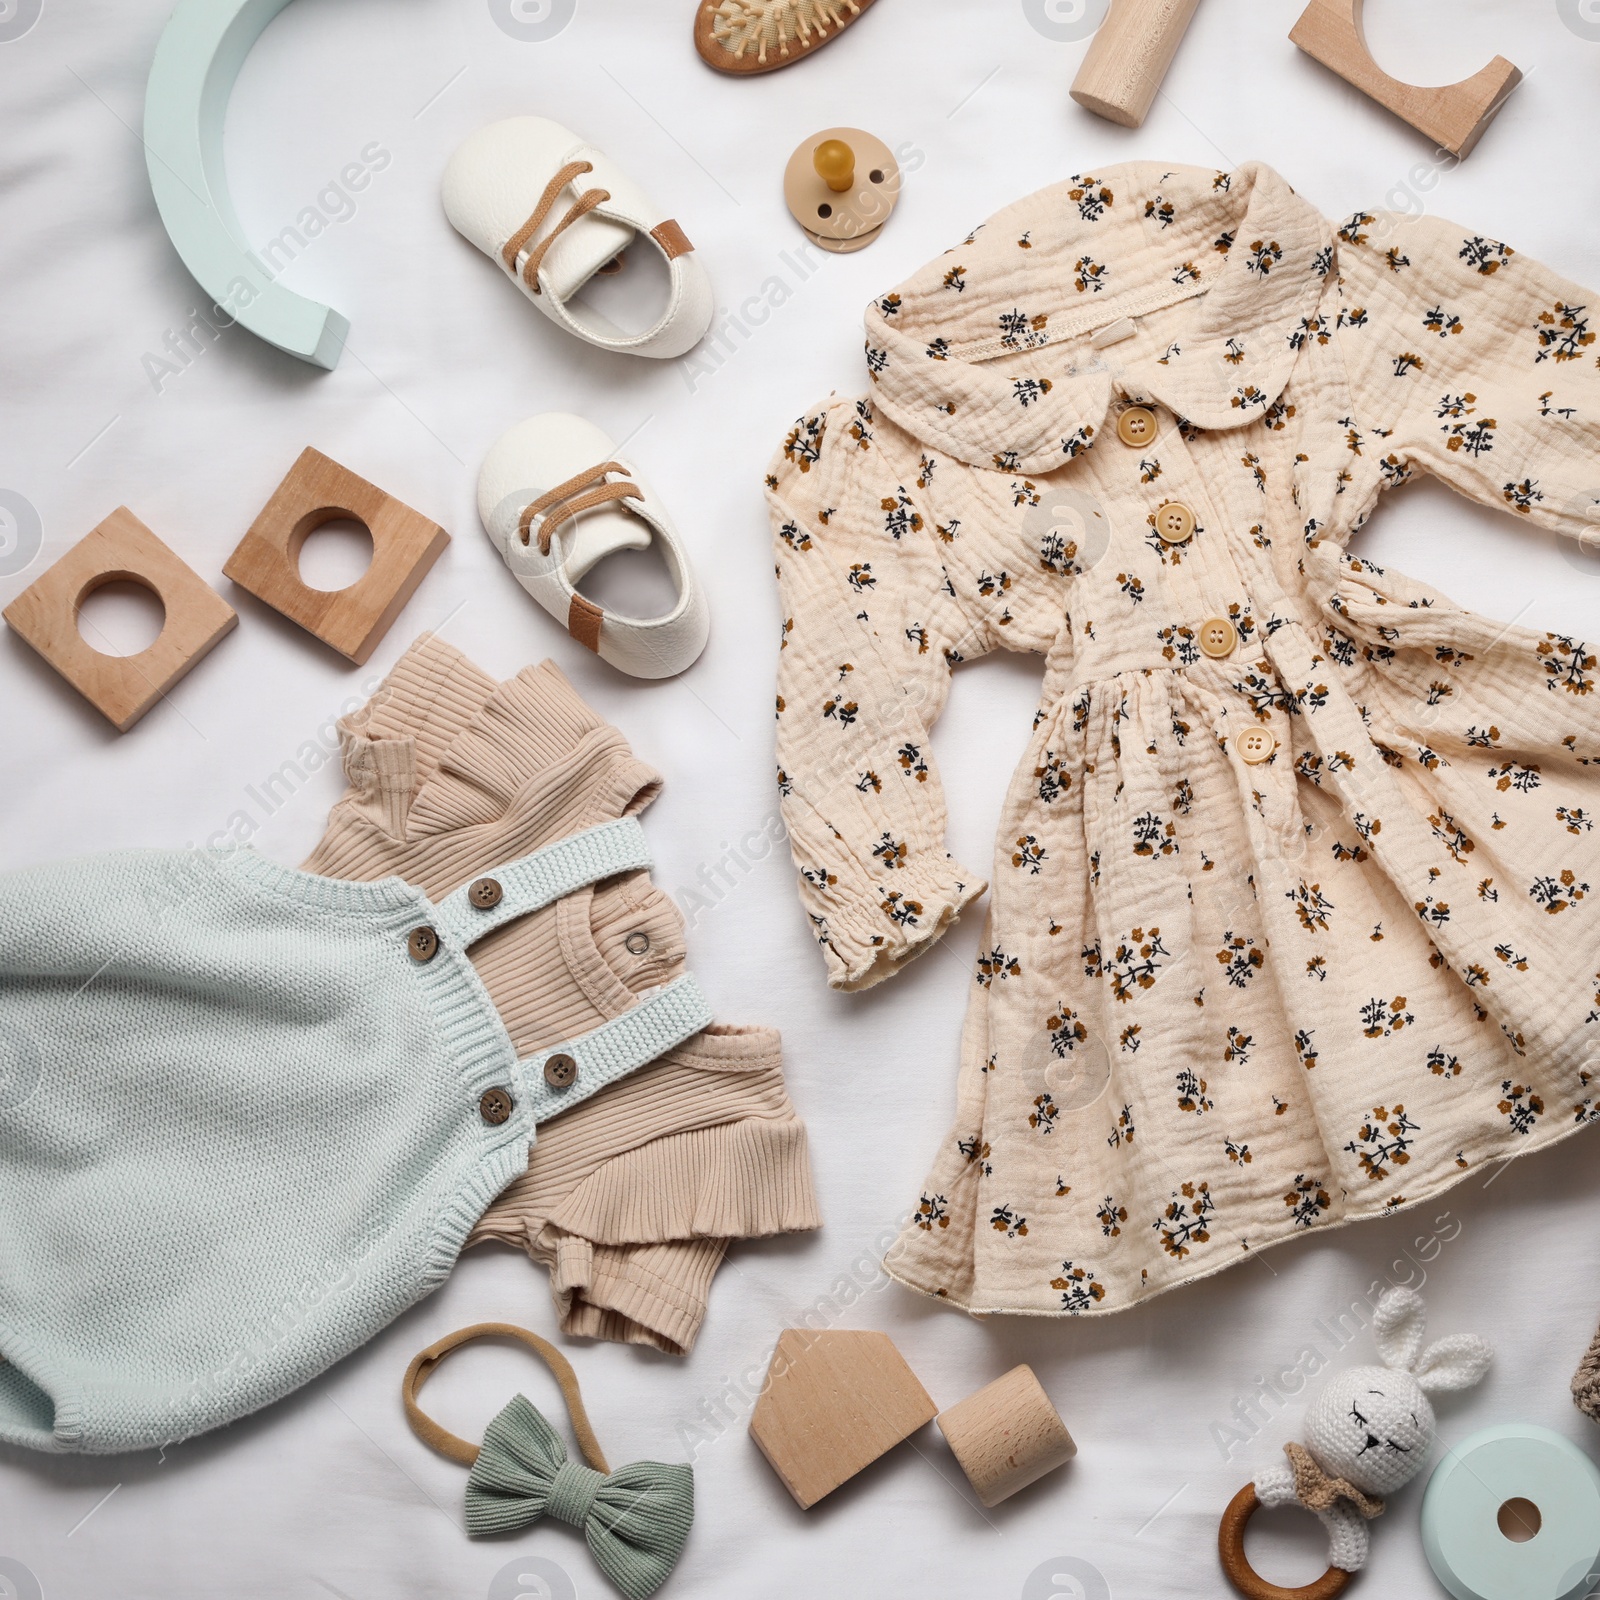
[3,506,237,732]
[749,1329,936,1509]
[224,448,448,664]
[936,1364,1077,1507]
[1290,0,1520,159]
[144,0,349,369]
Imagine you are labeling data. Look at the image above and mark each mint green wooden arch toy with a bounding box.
[144,0,349,369]
[1421,1423,1600,1600]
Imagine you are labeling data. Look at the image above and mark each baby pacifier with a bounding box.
[782,127,900,252]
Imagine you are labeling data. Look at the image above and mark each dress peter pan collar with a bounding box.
[862,160,1334,473]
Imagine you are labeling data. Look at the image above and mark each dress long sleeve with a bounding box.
[1335,208,1600,543]
[768,396,997,990]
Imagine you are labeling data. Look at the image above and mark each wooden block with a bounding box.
[1070,0,1202,129]
[223,448,448,665]
[1289,0,1520,159]
[3,506,237,732]
[936,1365,1076,1508]
[749,1329,936,1509]
[144,0,350,369]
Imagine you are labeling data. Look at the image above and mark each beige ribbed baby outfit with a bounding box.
[303,633,819,1354]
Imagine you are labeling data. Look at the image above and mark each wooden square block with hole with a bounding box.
[749,1329,936,1509]
[3,505,237,732]
[223,447,448,664]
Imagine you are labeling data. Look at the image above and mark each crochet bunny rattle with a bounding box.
[1219,1287,1492,1600]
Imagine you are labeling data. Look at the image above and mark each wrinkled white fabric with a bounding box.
[3,2,1598,1596]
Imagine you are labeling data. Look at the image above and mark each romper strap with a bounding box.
[432,817,652,949]
[518,974,713,1123]
[419,817,709,1124]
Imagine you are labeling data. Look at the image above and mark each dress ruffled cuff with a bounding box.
[812,854,986,992]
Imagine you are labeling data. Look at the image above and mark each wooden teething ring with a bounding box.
[1219,1485,1352,1600]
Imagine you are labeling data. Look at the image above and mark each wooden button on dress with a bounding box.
[1155,501,1196,544]
[1199,617,1237,658]
[544,1052,577,1089]
[407,925,440,962]
[468,877,503,910]
[1235,727,1276,764]
[479,1087,513,1125]
[1116,406,1158,447]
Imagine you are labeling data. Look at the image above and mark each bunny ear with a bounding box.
[1415,1333,1494,1393]
[1373,1287,1427,1372]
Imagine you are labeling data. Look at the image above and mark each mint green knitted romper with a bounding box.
[0,818,710,1455]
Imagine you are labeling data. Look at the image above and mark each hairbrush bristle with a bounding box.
[710,0,864,64]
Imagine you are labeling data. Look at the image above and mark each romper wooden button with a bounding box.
[468,877,503,910]
[1235,727,1276,764]
[624,930,651,955]
[544,1052,578,1090]
[1117,406,1158,447]
[478,1086,514,1126]
[1199,616,1237,658]
[407,924,440,962]
[1155,501,1197,544]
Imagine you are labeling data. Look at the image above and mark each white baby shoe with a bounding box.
[478,413,710,679]
[442,116,714,359]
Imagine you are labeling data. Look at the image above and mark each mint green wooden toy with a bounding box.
[143,0,349,369]
[1421,1423,1600,1600]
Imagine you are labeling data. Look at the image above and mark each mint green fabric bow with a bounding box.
[466,1394,694,1600]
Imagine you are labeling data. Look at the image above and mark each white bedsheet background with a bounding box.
[4,1,1600,1596]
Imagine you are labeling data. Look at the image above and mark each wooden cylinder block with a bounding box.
[1070,0,1201,129]
[936,1364,1077,1507]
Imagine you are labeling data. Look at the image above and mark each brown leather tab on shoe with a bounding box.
[651,220,694,260]
[567,593,604,653]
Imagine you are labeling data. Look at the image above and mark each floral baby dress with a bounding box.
[766,160,1600,1317]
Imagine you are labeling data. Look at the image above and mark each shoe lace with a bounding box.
[518,461,643,555]
[501,160,613,295]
